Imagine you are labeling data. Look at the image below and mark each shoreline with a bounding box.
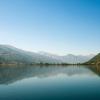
[0,63,99,66]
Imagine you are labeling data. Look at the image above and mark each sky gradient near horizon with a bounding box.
[0,0,100,55]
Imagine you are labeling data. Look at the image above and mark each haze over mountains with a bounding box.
[0,45,95,64]
[39,51,94,64]
[0,45,62,64]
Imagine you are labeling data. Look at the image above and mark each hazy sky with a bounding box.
[0,0,100,55]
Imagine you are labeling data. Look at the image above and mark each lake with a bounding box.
[0,65,100,100]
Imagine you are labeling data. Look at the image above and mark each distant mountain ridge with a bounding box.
[0,45,62,64]
[39,51,95,64]
[0,45,95,65]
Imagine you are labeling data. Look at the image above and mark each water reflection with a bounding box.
[0,65,100,85]
[88,65,100,76]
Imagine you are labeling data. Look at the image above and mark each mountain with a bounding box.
[0,45,62,65]
[39,51,95,64]
[62,54,95,64]
[85,53,100,65]
[0,45,95,65]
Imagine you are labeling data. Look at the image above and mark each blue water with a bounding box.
[0,65,100,100]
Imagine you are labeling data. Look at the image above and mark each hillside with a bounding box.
[85,53,100,65]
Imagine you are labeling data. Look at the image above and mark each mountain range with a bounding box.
[0,45,63,65]
[0,45,95,65]
[39,51,94,64]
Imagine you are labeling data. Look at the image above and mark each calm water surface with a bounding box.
[0,65,100,100]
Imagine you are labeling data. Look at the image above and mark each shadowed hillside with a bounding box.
[85,53,100,65]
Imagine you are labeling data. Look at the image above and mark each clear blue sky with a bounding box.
[0,0,100,55]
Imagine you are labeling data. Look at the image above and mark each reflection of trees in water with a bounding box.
[0,65,100,85]
[96,61,100,66]
[87,65,100,76]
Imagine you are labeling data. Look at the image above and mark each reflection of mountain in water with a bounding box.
[0,65,100,85]
[88,65,100,76]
